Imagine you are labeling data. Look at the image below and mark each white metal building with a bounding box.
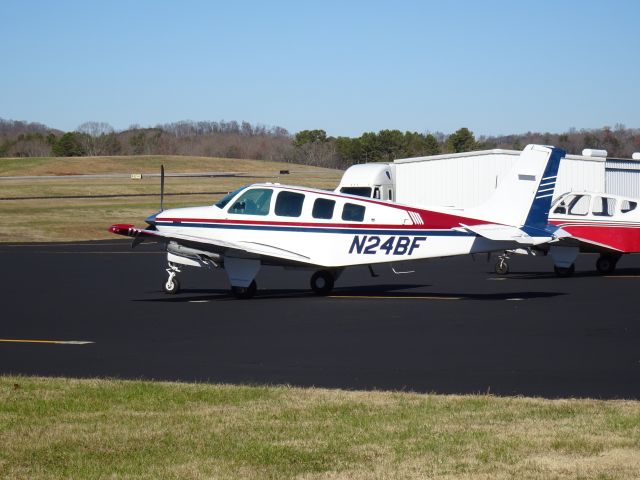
[605,159,640,198]
[393,149,619,208]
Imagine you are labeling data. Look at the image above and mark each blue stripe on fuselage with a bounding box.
[155,221,475,236]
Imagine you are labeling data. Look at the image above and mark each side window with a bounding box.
[373,187,381,199]
[342,203,365,222]
[275,191,305,217]
[552,195,571,214]
[312,198,335,219]
[228,188,273,215]
[592,196,616,217]
[567,195,590,216]
[621,200,637,213]
[388,189,393,201]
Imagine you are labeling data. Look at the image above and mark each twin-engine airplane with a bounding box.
[110,144,565,298]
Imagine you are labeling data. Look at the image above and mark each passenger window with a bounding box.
[342,203,365,222]
[567,195,590,216]
[373,187,381,199]
[592,196,616,217]
[228,188,273,215]
[553,198,568,214]
[621,200,637,213]
[275,191,305,217]
[312,198,335,219]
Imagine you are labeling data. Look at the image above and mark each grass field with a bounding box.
[1,376,639,480]
[0,155,342,242]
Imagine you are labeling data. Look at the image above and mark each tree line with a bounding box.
[1,118,639,169]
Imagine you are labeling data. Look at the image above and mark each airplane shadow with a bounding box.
[500,266,640,280]
[133,284,565,302]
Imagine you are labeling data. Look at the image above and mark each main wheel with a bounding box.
[494,260,509,275]
[231,280,257,299]
[596,255,617,274]
[554,264,575,277]
[310,270,334,295]
[163,275,180,294]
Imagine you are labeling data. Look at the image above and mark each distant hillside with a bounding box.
[2,118,639,169]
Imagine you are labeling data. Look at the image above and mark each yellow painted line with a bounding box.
[329,295,461,300]
[604,275,640,278]
[0,339,94,345]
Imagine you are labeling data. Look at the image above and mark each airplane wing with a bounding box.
[108,224,313,264]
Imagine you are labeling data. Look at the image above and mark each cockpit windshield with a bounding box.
[214,186,246,209]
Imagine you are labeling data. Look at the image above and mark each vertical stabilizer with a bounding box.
[465,144,565,228]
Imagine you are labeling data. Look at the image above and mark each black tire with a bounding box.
[596,255,616,274]
[310,270,334,295]
[231,280,257,299]
[163,276,180,294]
[494,260,509,275]
[554,264,575,277]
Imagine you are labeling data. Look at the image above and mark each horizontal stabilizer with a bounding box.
[459,223,553,245]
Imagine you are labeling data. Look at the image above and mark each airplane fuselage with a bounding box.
[154,184,511,268]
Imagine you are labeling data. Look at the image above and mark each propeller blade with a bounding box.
[160,164,165,212]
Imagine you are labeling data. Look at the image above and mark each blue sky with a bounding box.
[1,0,639,137]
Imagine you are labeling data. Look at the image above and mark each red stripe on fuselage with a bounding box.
[550,220,640,253]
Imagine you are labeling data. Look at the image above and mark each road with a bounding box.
[1,241,638,399]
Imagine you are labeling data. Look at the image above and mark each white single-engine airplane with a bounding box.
[546,191,640,274]
[110,144,565,298]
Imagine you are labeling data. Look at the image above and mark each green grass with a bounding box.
[1,376,639,479]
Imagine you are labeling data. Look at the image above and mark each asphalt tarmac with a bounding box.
[1,241,638,399]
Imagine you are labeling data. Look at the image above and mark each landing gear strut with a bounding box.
[163,263,181,294]
[310,270,335,295]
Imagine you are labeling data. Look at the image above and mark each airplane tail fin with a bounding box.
[465,144,565,230]
[458,145,566,245]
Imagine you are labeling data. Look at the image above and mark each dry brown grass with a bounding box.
[0,156,342,242]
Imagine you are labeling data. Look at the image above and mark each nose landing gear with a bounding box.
[163,263,181,294]
[494,252,510,275]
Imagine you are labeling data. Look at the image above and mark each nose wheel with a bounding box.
[494,253,510,275]
[163,263,181,294]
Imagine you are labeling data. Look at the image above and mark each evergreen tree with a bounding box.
[446,128,477,153]
[52,132,86,157]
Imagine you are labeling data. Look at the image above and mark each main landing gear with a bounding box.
[163,263,181,294]
[553,264,575,277]
[231,280,257,299]
[595,254,620,274]
[310,270,335,295]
